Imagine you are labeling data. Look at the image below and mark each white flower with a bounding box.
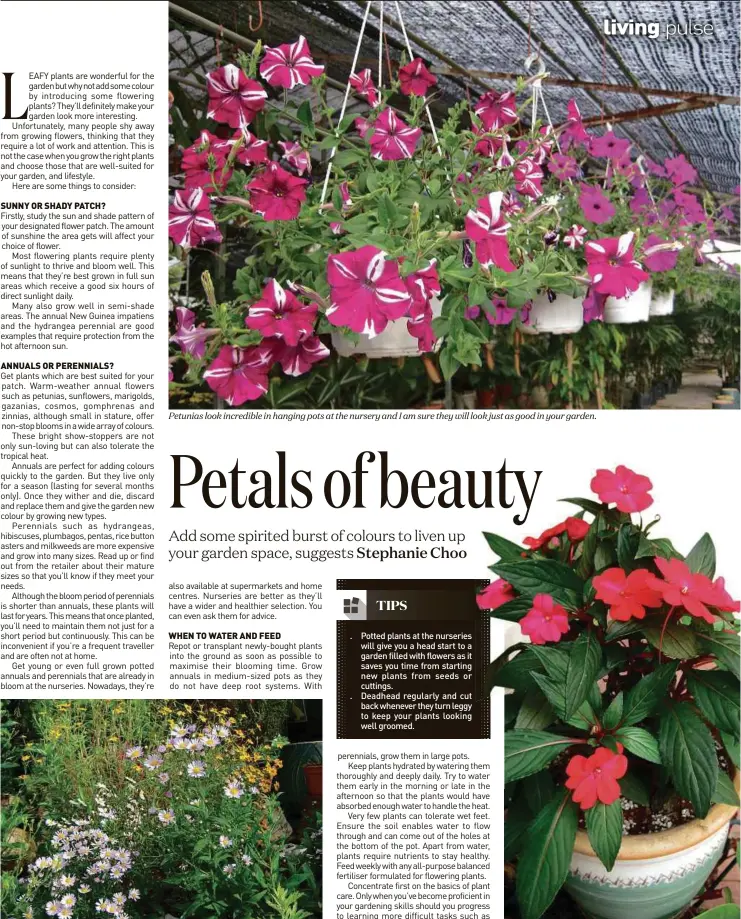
[126,891,140,902]
[241,854,252,866]
[78,886,91,895]
[187,760,207,778]
[157,810,176,826]
[219,836,232,849]
[57,909,73,919]
[59,877,76,889]
[45,903,61,917]
[59,896,76,909]
[222,864,236,876]
[223,783,244,799]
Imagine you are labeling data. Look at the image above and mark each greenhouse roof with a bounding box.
[170,0,740,201]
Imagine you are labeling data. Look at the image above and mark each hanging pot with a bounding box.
[604,281,652,324]
[528,292,584,335]
[649,289,675,317]
[331,297,443,359]
[565,774,739,919]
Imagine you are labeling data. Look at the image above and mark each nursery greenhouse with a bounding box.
[167,1,740,410]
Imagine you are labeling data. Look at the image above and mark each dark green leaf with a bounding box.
[685,533,716,578]
[721,732,740,768]
[490,648,542,693]
[619,772,650,806]
[622,663,677,725]
[711,771,740,806]
[602,693,624,730]
[585,800,623,871]
[439,345,461,381]
[487,597,533,622]
[560,497,607,516]
[659,702,718,818]
[504,795,531,861]
[698,630,740,679]
[594,543,616,572]
[517,791,578,919]
[515,689,556,731]
[564,631,602,719]
[483,531,525,561]
[576,518,600,579]
[504,731,576,783]
[687,671,740,736]
[617,525,638,570]
[644,621,701,660]
[698,905,741,918]
[635,536,682,561]
[522,771,556,815]
[615,726,662,764]
[605,618,646,642]
[296,100,314,128]
[489,558,584,611]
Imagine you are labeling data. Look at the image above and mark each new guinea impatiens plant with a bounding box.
[480,467,740,919]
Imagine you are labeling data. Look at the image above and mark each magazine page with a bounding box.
[1,3,739,919]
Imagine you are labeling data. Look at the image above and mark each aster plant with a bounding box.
[481,466,740,919]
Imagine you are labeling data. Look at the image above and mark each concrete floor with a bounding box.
[650,370,729,410]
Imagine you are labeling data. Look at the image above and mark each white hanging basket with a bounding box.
[604,280,652,324]
[528,292,584,335]
[332,296,443,358]
[649,288,675,317]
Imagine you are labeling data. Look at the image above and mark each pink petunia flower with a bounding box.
[673,190,706,224]
[279,141,311,175]
[517,126,554,166]
[245,279,317,346]
[561,99,590,149]
[472,125,503,159]
[564,224,587,249]
[520,594,570,645]
[589,130,631,159]
[486,296,531,326]
[642,233,680,272]
[465,191,516,272]
[585,232,649,298]
[593,568,663,621]
[203,345,272,406]
[170,307,216,359]
[269,335,330,377]
[407,300,436,352]
[181,129,267,192]
[368,108,422,160]
[629,187,653,215]
[549,152,579,181]
[247,163,308,221]
[664,154,698,187]
[354,117,371,139]
[513,157,543,199]
[476,579,515,611]
[565,746,628,810]
[398,58,437,96]
[404,260,441,310]
[582,287,607,323]
[259,35,324,89]
[349,69,379,106]
[206,65,267,129]
[590,465,653,513]
[497,140,515,169]
[168,188,223,249]
[326,245,412,337]
[579,184,616,224]
[474,90,518,131]
[653,558,719,624]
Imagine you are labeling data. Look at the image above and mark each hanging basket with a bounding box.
[649,288,675,317]
[331,296,443,358]
[604,281,652,324]
[528,292,584,335]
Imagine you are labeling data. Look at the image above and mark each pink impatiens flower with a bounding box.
[520,594,570,645]
[585,232,649,298]
[368,108,422,160]
[591,465,653,513]
[247,163,308,221]
[259,35,324,89]
[513,157,543,199]
[465,191,516,272]
[168,188,223,249]
[170,307,216,360]
[245,279,317,347]
[326,245,412,337]
[203,345,272,406]
[279,141,311,175]
[476,579,515,611]
[593,568,663,621]
[349,69,379,106]
[589,130,631,159]
[653,558,719,624]
[474,90,518,131]
[564,224,587,249]
[206,65,267,129]
[398,58,437,96]
[565,745,628,810]
[182,129,267,192]
[579,184,616,224]
[268,335,330,377]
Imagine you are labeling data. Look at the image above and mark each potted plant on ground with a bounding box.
[480,466,740,919]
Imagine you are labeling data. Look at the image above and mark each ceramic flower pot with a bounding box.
[565,776,739,919]
[528,292,584,335]
[303,763,323,797]
[649,289,675,317]
[331,297,442,358]
[604,281,652,324]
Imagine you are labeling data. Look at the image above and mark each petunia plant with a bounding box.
[481,466,740,919]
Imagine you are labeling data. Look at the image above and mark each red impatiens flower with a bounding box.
[206,65,267,129]
[591,465,653,514]
[465,191,516,272]
[593,568,664,621]
[524,517,589,551]
[279,141,311,176]
[589,130,631,160]
[653,558,719,624]
[181,129,268,192]
[368,108,422,160]
[168,188,223,250]
[565,745,628,810]
[398,58,437,97]
[585,232,650,298]
[259,35,324,89]
[203,345,272,406]
[247,163,308,222]
[349,69,379,106]
[169,307,216,360]
[474,90,518,131]
[709,576,741,613]
[561,98,590,149]
[326,245,412,337]
[520,594,570,645]
[513,157,543,199]
[476,579,515,611]
[268,335,330,377]
[579,184,616,225]
[245,279,317,347]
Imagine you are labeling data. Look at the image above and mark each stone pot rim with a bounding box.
[573,771,739,862]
